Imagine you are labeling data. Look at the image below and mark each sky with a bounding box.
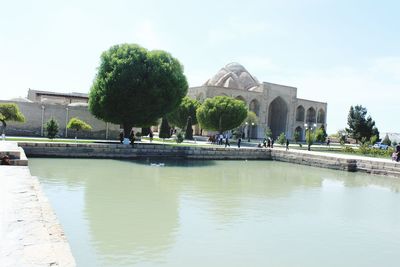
[0,0,399,134]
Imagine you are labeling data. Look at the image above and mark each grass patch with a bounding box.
[5,137,95,144]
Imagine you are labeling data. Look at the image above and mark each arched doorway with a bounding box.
[295,126,303,141]
[317,109,325,124]
[306,107,316,123]
[268,97,288,138]
[249,99,260,138]
[296,105,305,122]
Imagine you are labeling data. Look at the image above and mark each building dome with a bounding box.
[204,63,260,90]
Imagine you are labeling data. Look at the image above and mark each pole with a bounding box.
[65,107,69,137]
[41,105,45,136]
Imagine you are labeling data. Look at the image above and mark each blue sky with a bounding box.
[1,0,399,134]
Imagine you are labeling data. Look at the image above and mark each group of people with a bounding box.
[119,129,154,145]
[208,134,231,147]
[392,144,400,162]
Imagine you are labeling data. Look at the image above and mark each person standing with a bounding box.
[149,130,154,143]
[119,131,124,144]
[129,128,135,145]
[271,138,274,148]
[237,137,241,148]
[286,139,289,151]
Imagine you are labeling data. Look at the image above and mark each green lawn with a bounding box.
[5,137,95,144]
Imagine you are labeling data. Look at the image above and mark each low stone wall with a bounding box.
[18,142,400,178]
[271,149,400,178]
[271,149,358,171]
[18,142,272,160]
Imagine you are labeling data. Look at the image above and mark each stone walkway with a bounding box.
[0,166,76,267]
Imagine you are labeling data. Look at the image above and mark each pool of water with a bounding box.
[29,158,400,267]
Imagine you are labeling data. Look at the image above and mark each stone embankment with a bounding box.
[0,166,76,267]
[18,142,400,178]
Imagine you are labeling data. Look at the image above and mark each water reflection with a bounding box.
[30,158,400,267]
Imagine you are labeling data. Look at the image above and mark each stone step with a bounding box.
[0,141,21,160]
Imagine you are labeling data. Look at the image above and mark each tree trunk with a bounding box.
[1,120,6,135]
[123,123,132,138]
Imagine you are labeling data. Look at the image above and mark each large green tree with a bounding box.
[346,105,379,143]
[196,96,247,133]
[89,43,188,137]
[167,96,200,129]
[0,103,25,137]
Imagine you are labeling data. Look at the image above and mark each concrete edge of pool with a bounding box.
[0,166,76,267]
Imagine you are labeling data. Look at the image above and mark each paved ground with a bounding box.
[0,166,76,267]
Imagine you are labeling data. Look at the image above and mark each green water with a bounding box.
[29,158,400,267]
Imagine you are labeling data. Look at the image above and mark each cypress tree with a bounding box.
[185,116,193,140]
[159,116,171,139]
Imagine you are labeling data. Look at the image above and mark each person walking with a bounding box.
[271,138,274,148]
[237,137,241,148]
[267,138,271,148]
[149,130,154,143]
[286,139,289,151]
[225,136,230,147]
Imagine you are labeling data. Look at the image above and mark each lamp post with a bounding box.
[245,122,249,142]
[65,107,69,137]
[41,105,45,136]
[304,123,317,151]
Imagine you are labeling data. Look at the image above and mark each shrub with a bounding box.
[176,131,184,143]
[45,118,59,139]
[277,132,286,145]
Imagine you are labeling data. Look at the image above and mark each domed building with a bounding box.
[188,63,327,140]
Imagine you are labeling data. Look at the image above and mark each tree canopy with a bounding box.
[315,125,327,143]
[196,96,247,133]
[67,118,92,132]
[346,105,379,143]
[0,103,25,135]
[89,43,188,136]
[167,96,200,128]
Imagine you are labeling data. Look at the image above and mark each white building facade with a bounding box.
[188,63,327,140]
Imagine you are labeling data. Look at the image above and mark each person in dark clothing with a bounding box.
[286,139,289,151]
[119,131,124,144]
[129,129,135,145]
[225,136,230,147]
[271,139,274,148]
[267,138,271,148]
[149,130,154,143]
[1,155,11,165]
[327,138,331,147]
[237,137,241,148]
[263,138,267,148]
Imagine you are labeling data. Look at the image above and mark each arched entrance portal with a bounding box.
[268,97,288,138]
